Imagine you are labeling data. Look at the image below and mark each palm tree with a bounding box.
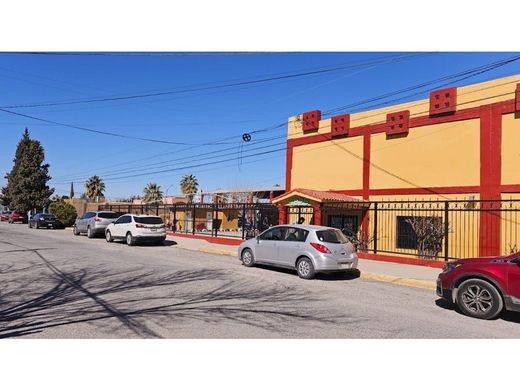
[143,182,163,204]
[85,175,105,202]
[180,174,199,203]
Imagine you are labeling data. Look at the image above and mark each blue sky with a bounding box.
[1,52,520,199]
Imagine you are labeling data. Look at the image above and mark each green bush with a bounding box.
[49,202,77,227]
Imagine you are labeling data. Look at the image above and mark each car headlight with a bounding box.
[443,261,462,272]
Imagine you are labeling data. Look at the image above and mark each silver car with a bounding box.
[73,211,119,238]
[238,224,358,279]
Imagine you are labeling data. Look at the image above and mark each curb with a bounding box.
[360,272,436,290]
[195,246,435,290]
[199,248,237,257]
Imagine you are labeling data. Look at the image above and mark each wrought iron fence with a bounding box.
[323,199,520,260]
[98,199,520,260]
[98,203,279,240]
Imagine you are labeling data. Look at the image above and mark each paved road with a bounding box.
[0,222,519,338]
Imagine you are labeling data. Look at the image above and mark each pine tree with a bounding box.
[3,129,54,213]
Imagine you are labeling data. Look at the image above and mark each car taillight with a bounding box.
[310,242,331,254]
[135,224,145,228]
[159,225,165,229]
[353,243,358,252]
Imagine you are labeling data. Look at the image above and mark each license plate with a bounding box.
[150,228,157,232]
[48,223,53,227]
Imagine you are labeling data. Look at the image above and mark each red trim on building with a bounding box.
[479,104,502,256]
[358,252,445,269]
[429,87,457,116]
[285,142,293,192]
[500,185,520,194]
[386,110,410,135]
[287,99,517,150]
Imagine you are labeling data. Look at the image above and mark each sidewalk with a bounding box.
[167,233,441,290]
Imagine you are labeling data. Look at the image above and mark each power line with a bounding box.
[323,54,520,116]
[51,87,518,187]
[50,136,288,183]
[0,107,235,145]
[0,53,430,109]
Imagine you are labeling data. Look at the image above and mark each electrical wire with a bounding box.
[0,53,430,109]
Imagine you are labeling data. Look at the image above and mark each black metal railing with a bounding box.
[323,199,520,260]
[99,202,279,240]
[99,199,520,260]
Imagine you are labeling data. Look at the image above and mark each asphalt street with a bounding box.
[1,222,519,338]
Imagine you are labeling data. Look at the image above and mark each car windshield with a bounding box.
[316,229,348,244]
[98,212,118,219]
[134,216,163,225]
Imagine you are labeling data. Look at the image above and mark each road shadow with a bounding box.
[435,298,520,323]
[108,239,178,247]
[0,252,353,339]
[251,264,360,281]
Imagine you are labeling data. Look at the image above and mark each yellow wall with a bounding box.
[290,136,364,191]
[501,113,520,185]
[370,119,480,189]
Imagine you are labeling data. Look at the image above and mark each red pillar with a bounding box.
[479,104,502,256]
[277,205,286,225]
[313,204,322,226]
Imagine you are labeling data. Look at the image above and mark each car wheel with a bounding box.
[73,225,80,236]
[126,232,135,246]
[296,257,315,279]
[241,249,255,267]
[105,230,114,243]
[456,278,503,320]
[87,226,94,239]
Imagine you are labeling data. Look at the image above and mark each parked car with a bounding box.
[105,214,166,246]
[74,211,119,238]
[238,224,358,279]
[437,253,520,319]
[29,213,63,229]
[8,211,27,224]
[0,210,12,221]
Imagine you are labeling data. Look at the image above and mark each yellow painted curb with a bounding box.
[199,247,237,257]
[360,272,436,290]
[197,247,435,290]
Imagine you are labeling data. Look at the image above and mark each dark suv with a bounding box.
[437,252,520,319]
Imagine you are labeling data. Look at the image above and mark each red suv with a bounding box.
[437,253,520,319]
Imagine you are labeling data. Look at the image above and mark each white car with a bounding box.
[105,214,166,246]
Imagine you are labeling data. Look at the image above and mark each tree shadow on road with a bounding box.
[0,254,354,339]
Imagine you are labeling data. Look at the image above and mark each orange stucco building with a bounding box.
[275,74,520,260]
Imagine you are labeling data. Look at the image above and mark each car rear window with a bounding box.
[98,212,118,219]
[134,216,163,225]
[316,229,348,244]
